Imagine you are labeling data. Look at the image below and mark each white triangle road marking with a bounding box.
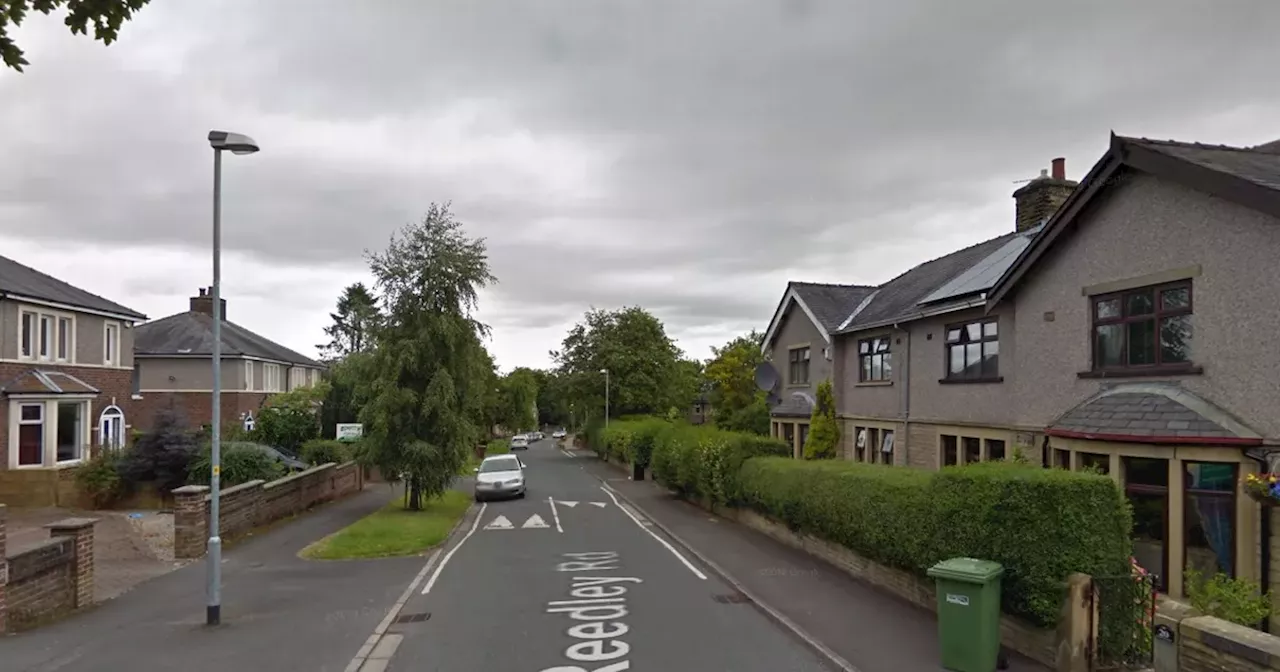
[522,514,549,529]
[557,500,578,508]
[484,515,514,530]
[590,502,607,508]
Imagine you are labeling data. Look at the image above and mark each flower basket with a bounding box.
[1244,473,1280,505]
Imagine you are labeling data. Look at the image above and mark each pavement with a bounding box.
[1,482,422,672]
[573,446,1052,672]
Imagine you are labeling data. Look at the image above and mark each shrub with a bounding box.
[736,457,1132,626]
[804,380,839,459]
[596,417,672,467]
[1184,568,1272,627]
[300,439,351,466]
[647,421,789,505]
[188,442,288,487]
[121,408,199,493]
[76,451,126,508]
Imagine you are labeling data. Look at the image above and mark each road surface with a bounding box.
[359,437,832,671]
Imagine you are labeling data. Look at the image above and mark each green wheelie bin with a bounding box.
[926,557,1005,672]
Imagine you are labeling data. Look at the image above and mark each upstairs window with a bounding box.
[858,337,892,382]
[788,347,810,385]
[944,318,999,381]
[1092,281,1192,371]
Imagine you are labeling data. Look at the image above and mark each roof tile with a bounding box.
[135,312,322,367]
[0,255,146,320]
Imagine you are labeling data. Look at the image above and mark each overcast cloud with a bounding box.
[3,0,1280,369]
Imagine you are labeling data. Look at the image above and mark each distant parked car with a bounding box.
[510,435,529,450]
[552,429,566,439]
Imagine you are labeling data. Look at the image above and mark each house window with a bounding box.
[941,435,958,466]
[782,422,795,446]
[788,347,810,385]
[881,430,895,465]
[99,406,126,450]
[131,364,141,396]
[1124,457,1169,591]
[1184,462,1237,588]
[1079,452,1110,474]
[1055,449,1071,469]
[245,361,255,391]
[798,424,809,451]
[855,427,878,462]
[39,315,52,359]
[985,438,1006,461]
[962,437,981,464]
[57,317,72,361]
[20,311,34,358]
[310,369,320,386]
[17,403,44,466]
[1092,281,1192,371]
[103,322,120,366]
[858,337,892,382]
[945,318,999,380]
[56,401,85,462]
[263,363,282,392]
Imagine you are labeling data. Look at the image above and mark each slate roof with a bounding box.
[771,390,815,418]
[1,370,98,395]
[0,255,146,320]
[1047,383,1262,445]
[135,311,323,367]
[1132,137,1280,191]
[789,282,877,333]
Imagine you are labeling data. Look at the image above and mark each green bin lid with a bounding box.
[926,557,1004,582]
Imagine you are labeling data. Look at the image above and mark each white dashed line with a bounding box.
[548,497,564,533]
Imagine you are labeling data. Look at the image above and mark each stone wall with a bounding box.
[1153,596,1280,671]
[0,505,99,633]
[173,461,363,559]
[0,465,82,508]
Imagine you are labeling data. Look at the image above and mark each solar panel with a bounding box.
[918,225,1041,306]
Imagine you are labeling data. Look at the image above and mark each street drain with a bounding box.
[394,612,431,624]
[711,593,751,604]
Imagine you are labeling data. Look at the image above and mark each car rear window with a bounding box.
[480,457,520,473]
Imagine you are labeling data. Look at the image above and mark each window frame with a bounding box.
[1090,280,1193,373]
[787,346,811,386]
[942,317,1001,382]
[245,360,255,391]
[99,405,127,451]
[103,321,121,366]
[9,399,90,469]
[1182,461,1238,584]
[19,308,76,363]
[15,402,45,467]
[56,316,73,362]
[858,336,892,383]
[263,363,282,392]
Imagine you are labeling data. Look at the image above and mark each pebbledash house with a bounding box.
[0,255,147,505]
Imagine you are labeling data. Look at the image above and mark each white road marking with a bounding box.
[599,485,706,580]
[347,502,484,672]
[560,449,577,458]
[522,513,550,529]
[548,497,564,533]
[421,502,488,595]
[484,514,514,530]
[590,502,607,508]
[557,500,579,508]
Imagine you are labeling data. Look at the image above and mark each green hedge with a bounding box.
[646,422,789,505]
[737,458,1133,626]
[300,439,351,466]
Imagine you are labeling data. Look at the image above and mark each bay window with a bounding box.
[9,398,90,468]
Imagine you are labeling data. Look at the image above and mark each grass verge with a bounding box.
[300,489,472,560]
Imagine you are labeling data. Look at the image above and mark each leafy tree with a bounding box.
[358,203,495,510]
[1,0,153,72]
[319,350,375,438]
[704,331,770,434]
[253,383,329,454]
[551,306,686,420]
[121,407,198,492]
[498,367,539,433]
[804,379,839,459]
[318,282,381,361]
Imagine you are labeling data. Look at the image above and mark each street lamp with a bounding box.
[205,129,259,627]
[600,368,610,429]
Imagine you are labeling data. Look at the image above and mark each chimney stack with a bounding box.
[189,287,227,320]
[1013,157,1078,233]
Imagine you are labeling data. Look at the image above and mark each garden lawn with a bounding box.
[300,489,472,560]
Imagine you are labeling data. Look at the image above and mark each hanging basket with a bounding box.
[1244,473,1280,505]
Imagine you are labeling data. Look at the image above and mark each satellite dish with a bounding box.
[754,362,780,392]
[766,390,781,407]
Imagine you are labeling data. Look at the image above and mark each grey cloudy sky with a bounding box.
[3,0,1279,369]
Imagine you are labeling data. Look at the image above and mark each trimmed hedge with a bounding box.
[300,439,351,466]
[737,457,1133,626]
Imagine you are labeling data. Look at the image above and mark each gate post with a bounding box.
[1056,573,1094,672]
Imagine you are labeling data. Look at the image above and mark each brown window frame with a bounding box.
[1090,280,1193,373]
[1182,461,1238,586]
[858,336,892,382]
[942,317,1001,382]
[788,346,811,385]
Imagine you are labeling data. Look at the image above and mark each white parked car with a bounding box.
[552,430,566,439]
[510,435,529,450]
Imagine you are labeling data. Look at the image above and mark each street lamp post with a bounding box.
[600,368,610,429]
[205,130,259,626]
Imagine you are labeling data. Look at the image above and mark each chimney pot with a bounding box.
[198,287,206,297]
[1051,157,1066,180]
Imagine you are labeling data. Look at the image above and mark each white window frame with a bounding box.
[98,405,126,451]
[245,360,255,391]
[263,363,281,392]
[103,321,121,366]
[310,369,319,386]
[18,308,77,363]
[7,398,92,469]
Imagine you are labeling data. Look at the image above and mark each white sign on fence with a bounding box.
[336,423,364,442]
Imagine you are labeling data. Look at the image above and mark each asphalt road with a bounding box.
[374,437,832,672]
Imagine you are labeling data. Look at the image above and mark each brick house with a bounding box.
[0,255,147,504]
[766,132,1280,625]
[132,288,325,433]
[760,281,875,457]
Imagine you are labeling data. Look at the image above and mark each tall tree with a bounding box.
[551,306,685,419]
[358,204,496,510]
[704,331,770,434]
[1,0,153,71]
[318,282,380,361]
[498,367,539,433]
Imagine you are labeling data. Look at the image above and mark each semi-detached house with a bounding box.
[132,287,325,432]
[761,133,1280,627]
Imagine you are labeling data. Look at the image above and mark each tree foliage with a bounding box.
[804,379,839,459]
[1,0,153,72]
[497,367,539,433]
[121,407,198,492]
[704,330,770,434]
[318,282,380,361]
[358,203,495,510]
[319,350,375,438]
[253,383,329,454]
[551,306,688,421]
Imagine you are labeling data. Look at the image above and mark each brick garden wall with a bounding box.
[173,461,363,559]
[0,505,99,633]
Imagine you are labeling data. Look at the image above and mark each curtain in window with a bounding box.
[1188,463,1235,574]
